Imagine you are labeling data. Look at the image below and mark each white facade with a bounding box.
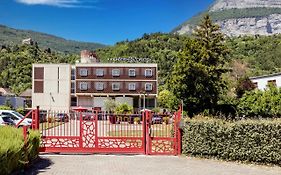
[32,64,71,111]
[250,73,281,90]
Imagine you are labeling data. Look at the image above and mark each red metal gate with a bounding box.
[31,107,182,155]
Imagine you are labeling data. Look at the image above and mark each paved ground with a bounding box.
[23,154,281,175]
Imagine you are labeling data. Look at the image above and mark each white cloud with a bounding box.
[16,0,97,8]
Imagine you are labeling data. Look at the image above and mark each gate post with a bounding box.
[32,106,40,130]
[142,111,146,154]
[94,110,98,148]
[79,112,83,149]
[176,106,182,155]
[145,110,151,155]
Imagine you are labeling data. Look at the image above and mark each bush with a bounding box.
[134,117,141,124]
[16,107,25,115]
[237,86,281,118]
[0,105,12,110]
[182,117,281,165]
[115,103,133,114]
[0,126,40,175]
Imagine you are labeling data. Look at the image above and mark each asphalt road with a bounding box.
[23,154,281,175]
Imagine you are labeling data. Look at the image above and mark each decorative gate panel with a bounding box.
[35,107,181,155]
[145,109,182,155]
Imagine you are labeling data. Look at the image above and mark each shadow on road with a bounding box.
[18,157,53,175]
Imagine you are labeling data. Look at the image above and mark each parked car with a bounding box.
[0,115,15,126]
[54,113,69,122]
[151,114,163,124]
[0,110,32,127]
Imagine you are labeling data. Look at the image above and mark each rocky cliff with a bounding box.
[210,0,281,11]
[174,0,281,36]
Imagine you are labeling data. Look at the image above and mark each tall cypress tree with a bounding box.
[169,15,229,116]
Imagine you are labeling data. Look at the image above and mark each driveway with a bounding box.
[24,154,281,175]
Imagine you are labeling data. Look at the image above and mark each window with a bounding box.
[71,82,75,93]
[112,83,120,91]
[2,112,18,121]
[112,69,120,77]
[145,83,152,91]
[145,69,153,77]
[71,69,75,80]
[79,82,88,91]
[128,83,136,91]
[128,69,136,77]
[96,69,104,77]
[267,80,277,87]
[79,69,88,77]
[71,97,77,107]
[95,82,104,91]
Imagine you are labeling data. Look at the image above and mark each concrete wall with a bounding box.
[77,96,92,107]
[0,96,25,109]
[32,64,71,111]
[251,74,281,90]
[115,97,133,106]
[93,97,109,111]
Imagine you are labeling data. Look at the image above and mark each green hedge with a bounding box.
[0,126,40,175]
[182,117,281,165]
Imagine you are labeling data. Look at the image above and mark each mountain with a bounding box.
[173,0,281,36]
[0,25,106,53]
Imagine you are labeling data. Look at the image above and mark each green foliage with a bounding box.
[237,87,281,118]
[0,25,106,54]
[0,126,40,175]
[16,107,25,115]
[227,35,281,76]
[152,107,160,113]
[0,44,79,94]
[169,15,229,116]
[235,77,256,98]
[115,103,133,114]
[0,105,12,110]
[104,98,117,112]
[96,33,191,84]
[134,117,141,124]
[182,117,281,165]
[157,89,178,110]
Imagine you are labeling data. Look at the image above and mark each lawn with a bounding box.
[107,125,173,137]
[39,121,64,130]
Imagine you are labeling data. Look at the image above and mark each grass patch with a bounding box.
[0,126,40,175]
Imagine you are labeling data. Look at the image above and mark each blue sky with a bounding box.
[0,0,214,45]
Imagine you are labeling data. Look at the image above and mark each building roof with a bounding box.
[0,88,15,96]
[250,72,281,80]
[75,63,157,67]
[19,89,32,97]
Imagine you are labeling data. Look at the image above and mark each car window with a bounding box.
[2,116,14,123]
[2,112,18,120]
[12,111,24,119]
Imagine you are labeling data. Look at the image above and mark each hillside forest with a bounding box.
[1,15,281,116]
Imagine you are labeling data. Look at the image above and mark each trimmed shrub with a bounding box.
[0,105,12,110]
[182,117,281,165]
[0,126,40,175]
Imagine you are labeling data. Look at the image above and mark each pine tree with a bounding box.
[169,15,229,116]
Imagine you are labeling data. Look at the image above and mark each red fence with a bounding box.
[31,107,182,155]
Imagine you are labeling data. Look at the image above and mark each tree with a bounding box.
[235,77,256,98]
[157,89,178,110]
[169,15,229,116]
[104,98,117,113]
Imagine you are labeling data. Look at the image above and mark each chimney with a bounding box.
[80,50,99,63]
